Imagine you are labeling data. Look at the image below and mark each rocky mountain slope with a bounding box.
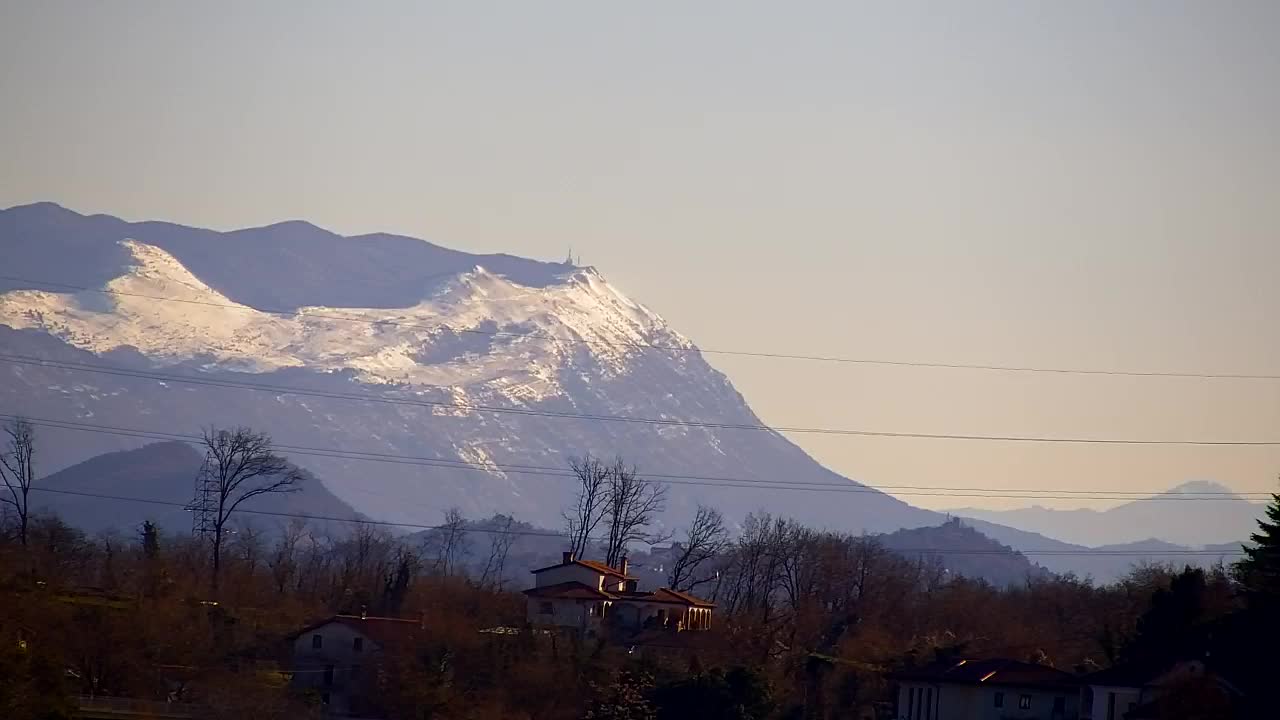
[0,202,942,535]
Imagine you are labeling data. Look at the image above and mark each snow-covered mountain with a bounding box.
[0,202,943,535]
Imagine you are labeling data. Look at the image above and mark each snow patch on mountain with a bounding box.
[1,203,951,537]
[0,239,692,402]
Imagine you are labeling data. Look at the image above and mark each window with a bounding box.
[353,637,363,652]
[321,693,330,706]
[311,634,323,649]
[1019,694,1032,710]
[994,692,1004,708]
[925,688,932,720]
[323,665,334,687]
[539,601,554,615]
[906,686,915,719]
[351,664,362,680]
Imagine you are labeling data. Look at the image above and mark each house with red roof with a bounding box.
[524,552,714,638]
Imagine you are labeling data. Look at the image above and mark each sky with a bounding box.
[3,1,1279,510]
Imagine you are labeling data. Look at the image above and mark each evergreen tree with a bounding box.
[1120,567,1209,665]
[139,521,160,561]
[1232,488,1280,607]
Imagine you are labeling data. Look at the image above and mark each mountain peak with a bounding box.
[7,200,72,213]
[1164,480,1238,497]
[237,219,332,238]
[3,201,86,223]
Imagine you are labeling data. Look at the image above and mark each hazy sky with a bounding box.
[3,1,1279,510]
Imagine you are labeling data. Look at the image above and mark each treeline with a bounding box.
[2,496,1274,719]
[2,421,1278,719]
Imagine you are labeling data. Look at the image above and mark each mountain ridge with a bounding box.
[949,481,1266,547]
[0,201,573,311]
[0,203,942,538]
[29,441,365,537]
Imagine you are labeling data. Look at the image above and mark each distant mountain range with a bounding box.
[959,516,1248,582]
[26,442,1251,585]
[949,481,1267,547]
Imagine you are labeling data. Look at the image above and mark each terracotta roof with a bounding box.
[894,659,1079,690]
[523,581,617,600]
[292,615,422,648]
[529,558,636,580]
[652,587,716,607]
[614,587,716,607]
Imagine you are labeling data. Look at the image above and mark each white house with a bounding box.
[1078,664,1143,720]
[1080,660,1241,720]
[894,658,1080,720]
[289,614,422,716]
[523,552,714,637]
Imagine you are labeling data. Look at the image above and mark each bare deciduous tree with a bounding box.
[667,505,728,592]
[718,512,791,623]
[478,514,517,590]
[430,507,470,577]
[200,426,303,592]
[562,454,611,560]
[381,547,420,615]
[0,417,36,547]
[602,460,666,568]
[268,519,307,595]
[231,521,265,575]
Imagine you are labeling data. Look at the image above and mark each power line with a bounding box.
[7,413,1275,501]
[5,353,1280,447]
[3,273,1276,381]
[23,487,1247,556]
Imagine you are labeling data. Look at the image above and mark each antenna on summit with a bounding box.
[565,246,574,266]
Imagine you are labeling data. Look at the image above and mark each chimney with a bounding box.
[562,551,575,564]
[620,554,629,576]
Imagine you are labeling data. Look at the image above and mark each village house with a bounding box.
[1079,660,1242,720]
[894,658,1080,720]
[288,613,422,716]
[523,552,715,638]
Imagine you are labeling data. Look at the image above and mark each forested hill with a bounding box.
[878,518,1050,586]
[30,441,365,536]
